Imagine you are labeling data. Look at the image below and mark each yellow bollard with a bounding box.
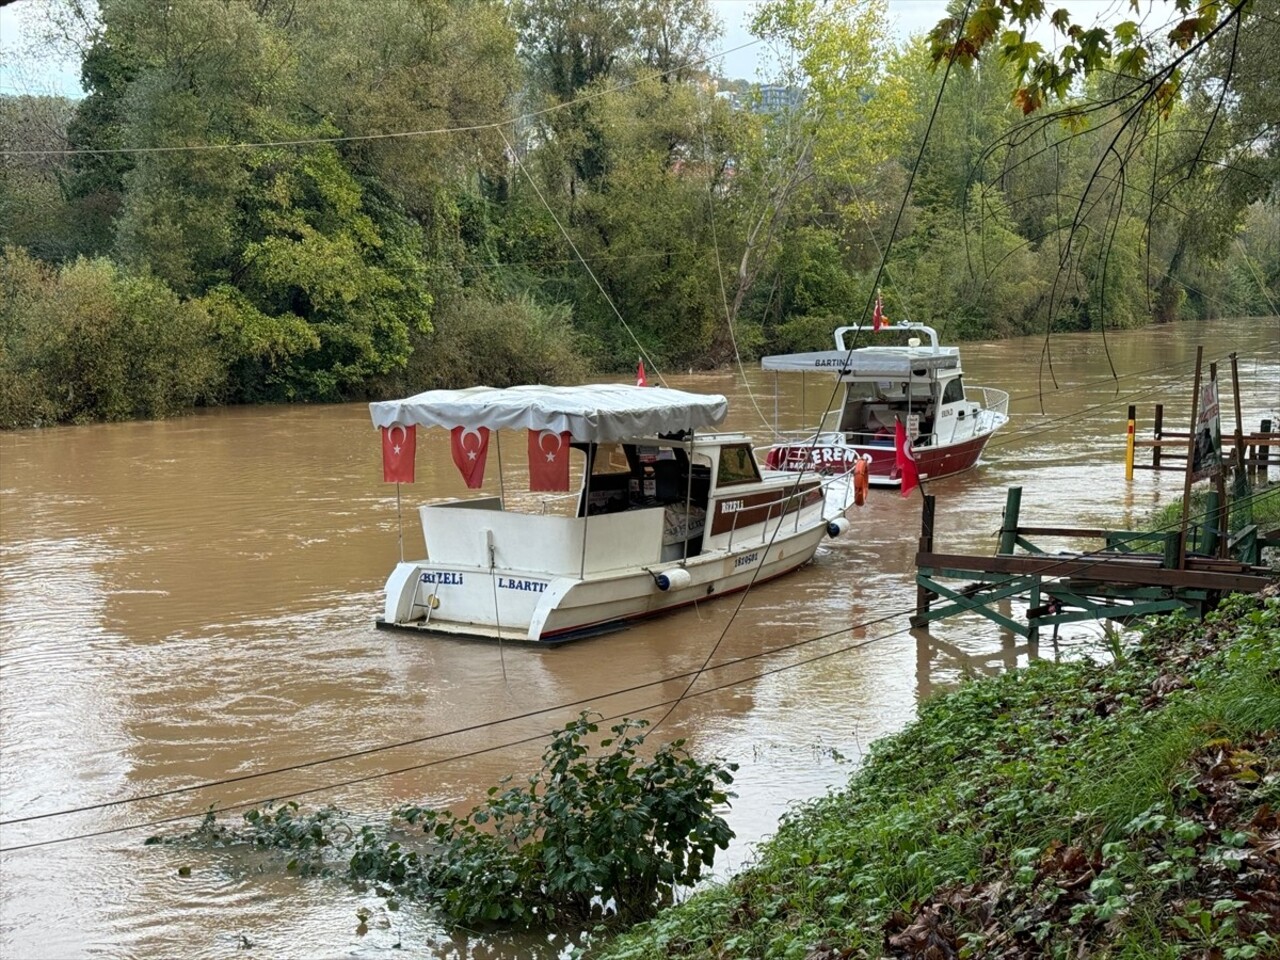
[1125,404,1135,481]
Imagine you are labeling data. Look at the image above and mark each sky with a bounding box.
[1,1,1175,99]
[712,0,954,79]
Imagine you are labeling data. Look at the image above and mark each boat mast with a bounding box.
[496,432,506,508]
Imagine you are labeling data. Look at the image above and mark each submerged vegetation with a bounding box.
[155,715,737,930]
[597,589,1280,959]
[2,0,1279,426]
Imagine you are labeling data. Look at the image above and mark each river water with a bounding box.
[1,320,1277,958]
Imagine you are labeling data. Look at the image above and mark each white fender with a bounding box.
[826,517,851,538]
[656,567,693,592]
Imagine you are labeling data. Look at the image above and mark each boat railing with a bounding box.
[835,322,939,352]
[968,386,1010,419]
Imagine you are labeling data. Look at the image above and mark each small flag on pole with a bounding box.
[894,418,920,498]
[381,424,417,483]
[528,429,572,491]
[636,358,648,387]
[872,292,886,332]
[449,426,491,489]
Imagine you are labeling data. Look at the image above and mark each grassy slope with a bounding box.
[597,589,1280,960]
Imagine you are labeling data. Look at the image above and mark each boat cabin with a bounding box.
[764,323,979,448]
[575,433,765,560]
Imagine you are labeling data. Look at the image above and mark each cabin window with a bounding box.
[716,444,761,486]
[942,377,966,404]
[590,442,631,476]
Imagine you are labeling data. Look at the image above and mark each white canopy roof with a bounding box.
[760,350,958,377]
[369,384,729,442]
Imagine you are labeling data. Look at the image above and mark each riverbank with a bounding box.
[596,587,1280,959]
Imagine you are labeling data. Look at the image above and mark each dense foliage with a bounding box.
[159,715,736,930]
[2,0,1279,426]
[597,588,1280,959]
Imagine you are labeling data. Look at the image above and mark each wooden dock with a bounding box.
[912,487,1277,641]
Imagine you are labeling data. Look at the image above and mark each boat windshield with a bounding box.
[941,377,966,403]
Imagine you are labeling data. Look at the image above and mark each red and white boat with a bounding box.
[760,323,1009,487]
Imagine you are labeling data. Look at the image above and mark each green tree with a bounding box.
[0,247,223,426]
[0,96,84,261]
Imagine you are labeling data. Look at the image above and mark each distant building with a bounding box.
[712,82,803,115]
[755,84,802,114]
[716,89,741,110]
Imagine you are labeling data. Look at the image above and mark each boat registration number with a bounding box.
[734,552,759,569]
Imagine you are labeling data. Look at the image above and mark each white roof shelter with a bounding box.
[369,384,729,442]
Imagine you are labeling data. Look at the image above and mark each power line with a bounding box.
[0,604,907,829]
[0,38,766,158]
[3,484,1272,854]
[0,620,912,853]
[645,0,981,735]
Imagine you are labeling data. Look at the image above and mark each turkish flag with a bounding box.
[381,424,416,483]
[872,293,885,331]
[450,426,491,489]
[528,429,572,491]
[894,418,920,499]
[636,358,648,387]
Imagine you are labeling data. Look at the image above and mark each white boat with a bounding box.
[760,323,1010,487]
[370,384,856,644]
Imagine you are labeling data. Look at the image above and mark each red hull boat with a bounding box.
[760,323,1009,487]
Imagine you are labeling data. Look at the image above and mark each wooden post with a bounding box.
[1230,354,1246,476]
[1261,419,1273,480]
[1211,363,1228,559]
[915,494,936,623]
[1178,347,1203,571]
[999,486,1022,555]
[1125,404,1136,481]
[1153,404,1164,469]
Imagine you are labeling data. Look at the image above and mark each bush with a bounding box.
[164,714,737,932]
[0,247,223,426]
[388,715,737,927]
[383,292,590,392]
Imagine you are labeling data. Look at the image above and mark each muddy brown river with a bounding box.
[2,321,1278,958]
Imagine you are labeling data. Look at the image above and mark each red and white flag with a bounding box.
[894,418,920,498]
[381,424,417,483]
[528,429,572,491]
[450,426,491,489]
[872,292,886,332]
[636,358,648,387]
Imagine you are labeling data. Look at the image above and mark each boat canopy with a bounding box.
[369,384,729,442]
[760,350,958,377]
